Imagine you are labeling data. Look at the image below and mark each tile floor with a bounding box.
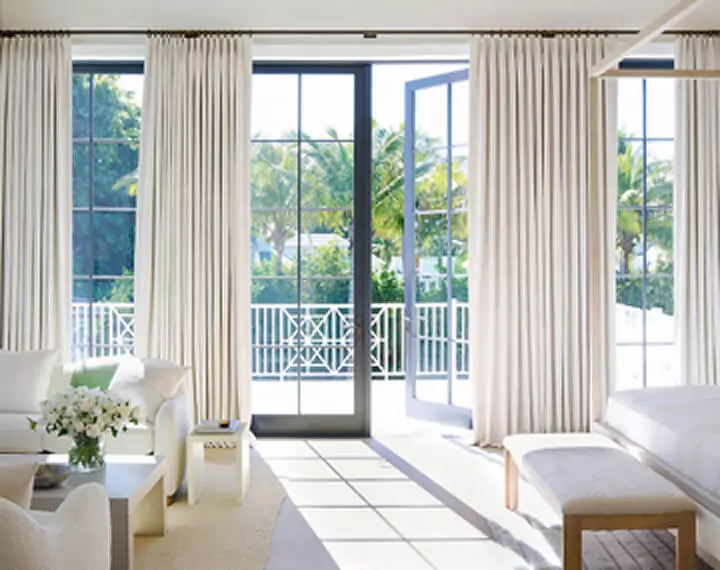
[260,436,706,570]
[257,438,528,570]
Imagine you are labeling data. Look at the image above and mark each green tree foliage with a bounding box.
[616,132,674,315]
[73,74,141,303]
[250,123,465,304]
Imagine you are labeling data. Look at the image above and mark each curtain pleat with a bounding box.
[0,36,72,356]
[468,36,618,444]
[676,36,720,386]
[136,36,253,423]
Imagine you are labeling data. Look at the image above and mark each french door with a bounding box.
[250,64,372,437]
[403,69,472,427]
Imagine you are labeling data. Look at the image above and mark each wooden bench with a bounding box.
[503,433,697,570]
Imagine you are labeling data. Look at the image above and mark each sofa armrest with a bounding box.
[154,392,190,497]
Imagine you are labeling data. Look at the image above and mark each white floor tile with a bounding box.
[266,459,340,480]
[412,540,532,570]
[327,459,408,480]
[378,508,487,540]
[255,440,319,459]
[299,508,400,540]
[282,481,366,507]
[309,440,379,459]
[350,481,442,506]
[324,541,433,570]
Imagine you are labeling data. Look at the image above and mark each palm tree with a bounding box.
[302,123,442,269]
[616,135,673,275]
[251,142,299,274]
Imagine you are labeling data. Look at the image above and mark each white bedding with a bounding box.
[606,386,720,502]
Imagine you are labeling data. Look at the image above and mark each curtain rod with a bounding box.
[0,28,718,38]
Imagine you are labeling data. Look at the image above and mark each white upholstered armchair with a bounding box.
[0,463,111,570]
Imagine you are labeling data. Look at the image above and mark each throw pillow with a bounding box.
[0,349,59,413]
[0,462,38,509]
[108,357,189,423]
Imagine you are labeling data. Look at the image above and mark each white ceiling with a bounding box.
[1,0,719,31]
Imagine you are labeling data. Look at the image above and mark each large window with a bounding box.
[616,61,676,390]
[72,63,143,360]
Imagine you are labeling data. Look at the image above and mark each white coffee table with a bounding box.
[0,454,166,570]
[186,421,250,505]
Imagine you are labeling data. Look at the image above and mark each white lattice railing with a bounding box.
[71,301,470,380]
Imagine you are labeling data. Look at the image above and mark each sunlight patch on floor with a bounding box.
[257,437,555,570]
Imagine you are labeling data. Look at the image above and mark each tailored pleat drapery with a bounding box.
[136,35,253,423]
[468,36,618,444]
[0,36,72,357]
[675,36,720,386]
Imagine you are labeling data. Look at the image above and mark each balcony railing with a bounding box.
[71,301,470,380]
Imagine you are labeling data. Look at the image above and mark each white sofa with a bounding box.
[0,356,191,498]
[0,462,111,570]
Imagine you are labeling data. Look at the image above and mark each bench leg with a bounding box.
[504,449,519,510]
[676,512,696,570]
[563,515,583,570]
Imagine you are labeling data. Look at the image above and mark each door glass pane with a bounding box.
[73,143,90,207]
[415,84,447,147]
[616,345,644,391]
[252,283,299,415]
[618,141,644,207]
[92,74,142,140]
[73,75,90,138]
[93,142,139,208]
[300,213,353,281]
[618,79,643,139]
[617,277,644,344]
[301,75,354,140]
[451,81,469,146]
[451,145,468,211]
[299,296,354,414]
[616,208,644,276]
[251,143,298,209]
[252,75,299,140]
[647,142,674,207]
[414,301,448,404]
[252,213,297,278]
[646,79,675,139]
[93,212,135,276]
[302,142,354,209]
[646,277,674,343]
[73,212,91,276]
[647,344,678,388]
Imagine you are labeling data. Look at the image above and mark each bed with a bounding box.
[597,386,720,567]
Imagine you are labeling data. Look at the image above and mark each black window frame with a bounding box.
[72,61,144,359]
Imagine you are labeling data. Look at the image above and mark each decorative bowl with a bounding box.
[34,463,71,489]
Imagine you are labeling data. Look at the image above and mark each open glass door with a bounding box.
[403,69,471,427]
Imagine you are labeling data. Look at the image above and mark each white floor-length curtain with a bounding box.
[0,36,72,356]
[136,35,253,423]
[468,36,618,444]
[676,36,720,386]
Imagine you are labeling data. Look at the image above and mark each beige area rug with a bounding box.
[135,449,286,570]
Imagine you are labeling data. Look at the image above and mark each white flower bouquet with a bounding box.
[29,386,143,472]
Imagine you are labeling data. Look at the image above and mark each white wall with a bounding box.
[2,0,720,31]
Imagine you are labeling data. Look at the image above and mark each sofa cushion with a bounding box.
[0,349,59,413]
[0,413,44,452]
[68,357,122,390]
[109,357,189,424]
[0,461,38,509]
[47,365,71,398]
